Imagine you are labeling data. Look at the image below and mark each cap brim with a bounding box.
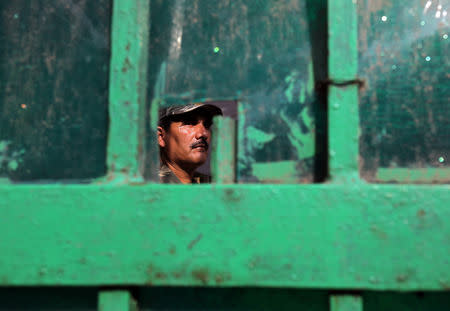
[159,103,223,122]
[184,104,223,117]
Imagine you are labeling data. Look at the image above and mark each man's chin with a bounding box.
[190,156,208,166]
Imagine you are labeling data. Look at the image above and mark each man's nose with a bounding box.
[194,121,210,139]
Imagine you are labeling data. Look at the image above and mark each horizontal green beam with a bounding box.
[0,184,449,290]
[376,168,450,183]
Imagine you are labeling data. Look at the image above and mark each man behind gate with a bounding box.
[157,103,222,184]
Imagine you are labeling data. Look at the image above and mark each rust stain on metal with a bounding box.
[169,245,176,254]
[147,193,160,203]
[417,209,426,217]
[370,225,388,239]
[224,189,241,203]
[145,264,155,285]
[439,280,450,290]
[155,272,167,279]
[172,271,182,279]
[146,264,154,277]
[192,268,209,285]
[187,233,203,250]
[214,272,231,285]
[121,57,132,73]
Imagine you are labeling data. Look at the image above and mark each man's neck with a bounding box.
[165,162,195,184]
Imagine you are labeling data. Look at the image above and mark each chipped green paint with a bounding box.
[106,0,150,181]
[238,61,316,183]
[251,161,298,183]
[7,160,18,171]
[284,64,315,105]
[0,140,24,174]
[246,126,276,150]
[280,108,315,161]
[284,71,299,103]
[376,168,450,183]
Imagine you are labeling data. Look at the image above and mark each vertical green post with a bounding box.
[98,290,138,311]
[328,0,360,182]
[211,116,236,184]
[107,0,150,182]
[330,295,363,311]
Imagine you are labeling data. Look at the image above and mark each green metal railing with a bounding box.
[1,0,449,310]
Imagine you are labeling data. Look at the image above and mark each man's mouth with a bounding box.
[191,141,209,150]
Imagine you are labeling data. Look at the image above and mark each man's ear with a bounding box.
[157,126,166,148]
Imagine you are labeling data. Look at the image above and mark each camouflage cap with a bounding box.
[159,102,222,122]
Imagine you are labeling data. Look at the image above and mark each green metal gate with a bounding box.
[1,0,449,310]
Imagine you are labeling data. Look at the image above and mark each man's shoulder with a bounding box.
[192,171,211,184]
[159,165,181,184]
[159,165,211,184]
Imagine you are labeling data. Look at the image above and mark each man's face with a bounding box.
[158,111,213,170]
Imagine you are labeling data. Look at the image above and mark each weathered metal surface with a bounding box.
[211,116,236,184]
[0,184,449,290]
[106,0,150,182]
[329,86,360,182]
[328,0,360,182]
[99,291,137,311]
[377,167,450,183]
[147,0,323,183]
[358,0,449,182]
[330,295,363,311]
[329,0,358,82]
[0,1,110,181]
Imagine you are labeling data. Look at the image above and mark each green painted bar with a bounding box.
[330,295,363,311]
[1,184,449,290]
[328,0,360,182]
[376,168,450,184]
[211,117,236,184]
[328,0,357,81]
[98,290,137,311]
[107,0,150,181]
[329,86,360,181]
